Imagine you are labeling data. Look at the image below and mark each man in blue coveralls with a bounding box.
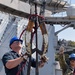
[2,36,47,75]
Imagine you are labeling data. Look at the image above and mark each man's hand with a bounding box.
[21,52,29,61]
[39,55,49,68]
[59,44,65,54]
[40,55,49,63]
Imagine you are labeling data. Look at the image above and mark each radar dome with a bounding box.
[66,4,75,17]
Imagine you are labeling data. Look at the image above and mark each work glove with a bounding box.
[40,54,49,63]
[59,44,65,54]
[21,52,29,61]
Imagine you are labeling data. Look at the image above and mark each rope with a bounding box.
[16,62,26,75]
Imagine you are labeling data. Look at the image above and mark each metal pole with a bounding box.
[34,2,39,75]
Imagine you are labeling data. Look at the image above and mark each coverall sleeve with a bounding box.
[58,54,68,73]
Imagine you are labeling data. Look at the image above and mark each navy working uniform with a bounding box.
[2,51,36,75]
[58,53,75,75]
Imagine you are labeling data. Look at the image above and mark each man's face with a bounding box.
[70,60,75,67]
[10,41,22,50]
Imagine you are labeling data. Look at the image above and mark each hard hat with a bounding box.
[9,36,23,46]
[69,53,75,60]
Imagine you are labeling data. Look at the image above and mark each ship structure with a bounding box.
[0,0,75,75]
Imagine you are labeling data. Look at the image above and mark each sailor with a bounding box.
[2,36,47,75]
[58,46,75,75]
